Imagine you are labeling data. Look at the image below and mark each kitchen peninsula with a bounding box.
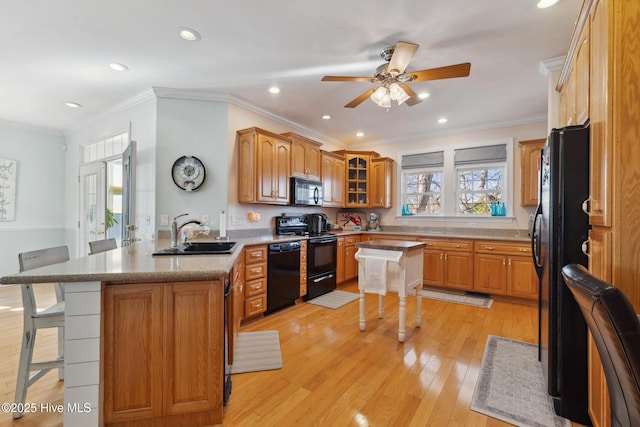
[0,241,242,427]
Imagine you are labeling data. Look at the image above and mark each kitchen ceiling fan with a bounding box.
[321,41,471,108]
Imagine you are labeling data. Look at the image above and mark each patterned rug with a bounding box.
[423,289,493,308]
[231,331,282,374]
[471,335,571,427]
[306,290,359,309]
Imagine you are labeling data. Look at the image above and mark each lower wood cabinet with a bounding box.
[103,281,223,426]
[474,241,537,300]
[336,237,345,284]
[344,235,359,281]
[419,239,474,291]
[243,245,267,321]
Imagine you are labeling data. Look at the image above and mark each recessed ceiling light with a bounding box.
[109,62,129,72]
[177,27,201,41]
[322,115,331,120]
[418,92,430,99]
[537,0,559,8]
[64,102,82,108]
[356,132,364,137]
[437,117,448,124]
[268,86,281,94]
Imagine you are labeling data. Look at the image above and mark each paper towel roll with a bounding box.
[219,211,227,238]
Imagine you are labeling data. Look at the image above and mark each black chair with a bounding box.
[561,264,640,427]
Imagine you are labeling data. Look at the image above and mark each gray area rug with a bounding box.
[471,335,571,427]
[423,289,493,308]
[231,330,282,374]
[306,290,359,309]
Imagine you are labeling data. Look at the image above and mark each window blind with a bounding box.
[401,151,444,169]
[454,144,506,165]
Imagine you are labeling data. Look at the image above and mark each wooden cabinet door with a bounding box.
[256,134,290,204]
[104,284,164,423]
[423,250,444,286]
[474,254,507,295]
[575,19,590,125]
[345,244,357,280]
[164,282,221,416]
[589,332,610,427]
[518,139,545,207]
[345,155,369,207]
[291,140,307,178]
[588,0,611,227]
[336,237,345,283]
[444,251,474,291]
[237,133,256,203]
[306,144,322,180]
[507,256,538,300]
[333,156,345,206]
[370,158,392,208]
[321,155,334,205]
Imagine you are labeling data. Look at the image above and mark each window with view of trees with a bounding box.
[403,169,443,214]
[456,165,503,214]
[400,142,510,217]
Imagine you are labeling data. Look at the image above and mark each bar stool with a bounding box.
[89,237,117,254]
[14,245,69,419]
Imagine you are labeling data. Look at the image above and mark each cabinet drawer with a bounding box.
[300,262,307,274]
[245,278,266,297]
[245,246,267,264]
[244,294,266,318]
[345,236,358,246]
[475,241,532,256]
[418,239,472,252]
[245,262,266,281]
[300,273,307,285]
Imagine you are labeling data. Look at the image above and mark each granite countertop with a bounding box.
[0,240,244,285]
[0,227,530,285]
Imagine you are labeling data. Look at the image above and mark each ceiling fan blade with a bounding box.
[387,42,419,74]
[322,76,371,82]
[409,62,471,82]
[400,84,422,106]
[345,88,377,108]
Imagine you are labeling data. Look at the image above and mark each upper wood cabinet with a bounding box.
[282,132,322,180]
[575,19,590,126]
[333,150,393,208]
[518,138,545,207]
[370,157,393,208]
[237,127,291,205]
[321,150,345,207]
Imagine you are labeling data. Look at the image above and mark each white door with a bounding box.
[79,162,106,255]
[121,141,137,246]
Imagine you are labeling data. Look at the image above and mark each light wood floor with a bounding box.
[0,282,540,426]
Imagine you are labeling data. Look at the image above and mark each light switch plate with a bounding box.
[160,214,169,226]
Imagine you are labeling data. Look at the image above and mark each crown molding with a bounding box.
[152,87,230,102]
[539,56,566,76]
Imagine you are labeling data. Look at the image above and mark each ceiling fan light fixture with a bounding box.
[536,0,559,8]
[389,83,410,105]
[371,86,391,108]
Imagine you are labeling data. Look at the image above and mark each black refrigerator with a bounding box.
[531,123,591,426]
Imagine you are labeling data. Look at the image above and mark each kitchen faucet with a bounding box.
[171,213,204,247]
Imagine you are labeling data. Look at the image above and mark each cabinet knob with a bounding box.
[486,246,494,250]
[502,258,506,266]
[581,239,590,256]
[454,244,461,248]
[582,198,591,215]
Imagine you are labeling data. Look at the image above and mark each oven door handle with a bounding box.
[310,238,336,244]
[313,273,334,283]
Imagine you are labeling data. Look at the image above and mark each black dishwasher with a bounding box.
[267,241,301,313]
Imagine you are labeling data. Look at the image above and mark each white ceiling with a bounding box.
[1,0,581,145]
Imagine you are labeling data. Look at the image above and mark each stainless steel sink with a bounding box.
[153,241,237,256]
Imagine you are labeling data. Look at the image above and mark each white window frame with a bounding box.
[397,138,514,220]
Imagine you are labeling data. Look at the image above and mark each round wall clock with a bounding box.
[171,155,206,191]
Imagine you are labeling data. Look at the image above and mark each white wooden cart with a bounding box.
[354,240,426,342]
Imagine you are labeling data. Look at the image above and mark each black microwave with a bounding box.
[290,177,323,206]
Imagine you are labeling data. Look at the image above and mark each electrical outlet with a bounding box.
[231,215,244,225]
[201,215,209,225]
[469,222,478,228]
[160,214,169,226]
